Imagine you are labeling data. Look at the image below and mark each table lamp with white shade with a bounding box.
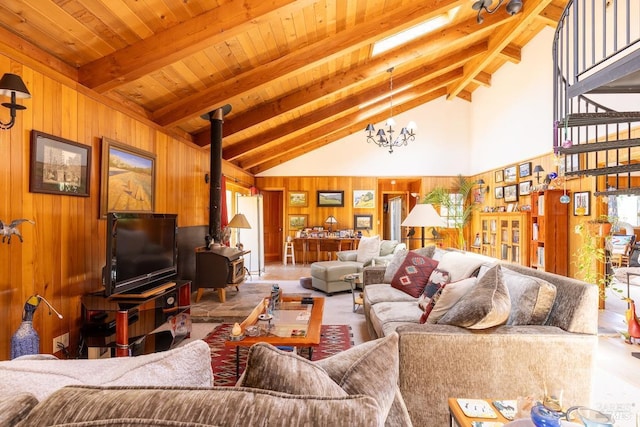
[401,204,447,247]
[228,213,251,250]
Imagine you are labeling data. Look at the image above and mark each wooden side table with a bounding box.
[448,398,512,427]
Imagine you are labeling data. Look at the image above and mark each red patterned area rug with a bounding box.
[204,324,353,386]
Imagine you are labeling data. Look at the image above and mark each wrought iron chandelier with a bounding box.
[364,67,416,154]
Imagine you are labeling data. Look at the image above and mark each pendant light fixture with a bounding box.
[364,68,416,154]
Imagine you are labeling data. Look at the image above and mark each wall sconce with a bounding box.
[0,73,31,130]
[533,165,545,184]
[477,179,490,193]
[472,0,523,24]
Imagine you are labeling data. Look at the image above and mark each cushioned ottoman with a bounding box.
[311,261,360,295]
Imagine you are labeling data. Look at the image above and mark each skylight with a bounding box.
[371,7,460,56]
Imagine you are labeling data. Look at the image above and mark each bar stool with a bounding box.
[283,237,295,265]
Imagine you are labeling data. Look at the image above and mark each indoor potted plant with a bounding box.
[423,175,475,250]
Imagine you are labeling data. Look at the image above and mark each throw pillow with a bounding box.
[412,245,436,259]
[437,251,487,282]
[425,277,477,324]
[0,339,214,402]
[391,252,439,298]
[383,249,408,283]
[420,268,451,305]
[356,235,381,265]
[502,269,557,325]
[316,332,400,422]
[238,343,347,397]
[438,264,511,329]
[379,239,399,256]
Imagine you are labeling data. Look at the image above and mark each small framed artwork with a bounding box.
[519,180,532,196]
[354,214,373,230]
[288,214,308,229]
[353,190,375,208]
[288,191,308,207]
[504,184,518,202]
[100,137,156,217]
[29,130,91,197]
[573,191,590,216]
[317,190,344,207]
[519,162,532,178]
[495,186,504,199]
[504,165,517,183]
[495,169,504,183]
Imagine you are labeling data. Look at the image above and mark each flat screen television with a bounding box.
[104,212,178,296]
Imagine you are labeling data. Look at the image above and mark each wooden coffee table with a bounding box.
[448,398,513,427]
[224,295,325,379]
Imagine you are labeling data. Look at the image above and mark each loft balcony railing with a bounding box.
[552,0,640,196]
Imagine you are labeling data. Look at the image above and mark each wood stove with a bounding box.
[194,246,245,303]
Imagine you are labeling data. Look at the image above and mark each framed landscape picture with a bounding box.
[519,180,532,196]
[504,165,517,183]
[354,214,373,230]
[495,186,504,199]
[353,190,375,208]
[29,130,91,197]
[100,137,156,218]
[288,191,308,207]
[519,162,532,178]
[288,214,308,229]
[317,190,344,207]
[504,184,518,202]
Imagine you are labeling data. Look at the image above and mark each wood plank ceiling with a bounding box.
[0,0,568,175]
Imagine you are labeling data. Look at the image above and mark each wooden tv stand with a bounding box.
[81,280,191,357]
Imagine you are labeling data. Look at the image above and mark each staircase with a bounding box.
[553,0,640,196]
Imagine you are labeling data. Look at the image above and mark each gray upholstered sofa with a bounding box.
[311,237,405,294]
[363,247,599,427]
[0,335,412,426]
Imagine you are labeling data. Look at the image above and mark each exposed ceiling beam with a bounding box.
[192,10,509,146]
[447,0,554,100]
[151,0,467,128]
[78,0,314,92]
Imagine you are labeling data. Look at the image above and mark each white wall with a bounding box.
[469,27,556,174]
[258,28,557,177]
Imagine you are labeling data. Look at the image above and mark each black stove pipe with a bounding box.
[202,104,232,248]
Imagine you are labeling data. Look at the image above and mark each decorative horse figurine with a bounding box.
[0,219,35,244]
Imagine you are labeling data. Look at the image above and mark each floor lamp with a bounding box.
[228,213,251,250]
[401,204,447,247]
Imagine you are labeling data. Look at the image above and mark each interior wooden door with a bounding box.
[261,190,283,262]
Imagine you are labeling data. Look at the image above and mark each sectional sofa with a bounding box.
[362,246,599,426]
[0,334,411,426]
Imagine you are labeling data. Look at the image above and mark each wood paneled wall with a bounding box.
[468,153,608,280]
[0,55,253,360]
[256,176,462,247]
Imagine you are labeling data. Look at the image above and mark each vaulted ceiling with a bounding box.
[0,0,568,175]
